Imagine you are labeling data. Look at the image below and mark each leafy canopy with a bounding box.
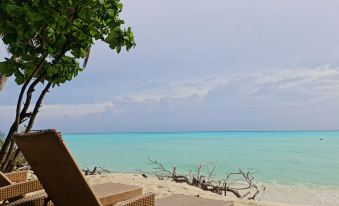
[0,0,135,86]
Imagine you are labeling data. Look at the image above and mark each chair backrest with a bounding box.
[13,130,102,206]
[0,171,12,187]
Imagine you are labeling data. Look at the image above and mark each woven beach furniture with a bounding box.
[12,130,155,206]
[0,170,44,204]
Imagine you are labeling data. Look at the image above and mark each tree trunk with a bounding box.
[0,54,47,171]
[0,50,69,172]
[0,82,52,171]
[7,149,21,172]
[0,123,20,168]
[25,83,52,132]
[1,140,15,171]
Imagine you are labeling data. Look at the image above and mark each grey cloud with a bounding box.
[110,66,339,106]
[2,65,338,132]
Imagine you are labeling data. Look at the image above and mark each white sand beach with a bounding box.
[84,173,336,206]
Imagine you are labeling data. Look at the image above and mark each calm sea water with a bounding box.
[63,131,339,186]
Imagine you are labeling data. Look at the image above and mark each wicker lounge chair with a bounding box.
[156,194,234,206]
[12,130,154,206]
[1,170,30,185]
[0,170,44,204]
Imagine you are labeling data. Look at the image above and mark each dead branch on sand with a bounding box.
[140,156,265,200]
[82,166,111,175]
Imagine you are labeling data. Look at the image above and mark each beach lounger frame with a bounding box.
[0,170,44,204]
[12,130,154,206]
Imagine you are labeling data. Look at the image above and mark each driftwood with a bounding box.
[82,166,111,176]
[140,156,265,200]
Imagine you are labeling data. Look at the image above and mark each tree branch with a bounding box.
[0,53,47,167]
[14,52,47,129]
[25,82,52,132]
[19,77,42,121]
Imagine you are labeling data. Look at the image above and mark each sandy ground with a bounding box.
[85,173,311,206]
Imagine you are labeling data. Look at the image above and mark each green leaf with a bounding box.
[0,62,14,76]
[15,76,24,85]
[2,33,17,44]
[32,0,40,6]
[2,4,20,15]
[117,3,123,10]
[27,11,44,22]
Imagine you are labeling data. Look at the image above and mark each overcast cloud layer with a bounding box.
[1,0,339,132]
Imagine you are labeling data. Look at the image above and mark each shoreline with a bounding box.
[85,172,339,206]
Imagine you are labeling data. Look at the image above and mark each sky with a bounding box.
[1,0,339,133]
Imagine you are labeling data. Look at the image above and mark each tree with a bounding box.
[0,0,135,172]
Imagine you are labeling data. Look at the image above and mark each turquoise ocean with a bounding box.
[63,131,339,187]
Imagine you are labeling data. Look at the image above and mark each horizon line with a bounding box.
[63,129,339,135]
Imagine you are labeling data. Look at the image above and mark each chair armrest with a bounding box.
[5,170,29,182]
[0,179,44,201]
[114,193,155,206]
[5,191,53,206]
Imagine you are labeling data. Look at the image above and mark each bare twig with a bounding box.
[82,166,112,176]
[140,157,264,200]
